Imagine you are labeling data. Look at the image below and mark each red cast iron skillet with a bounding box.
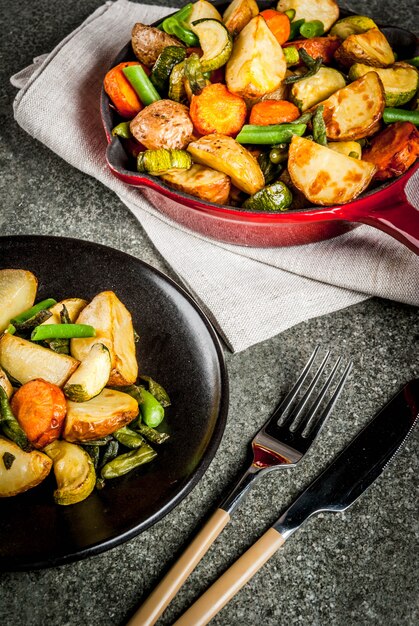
[101,2,419,253]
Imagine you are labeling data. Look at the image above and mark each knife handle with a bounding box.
[173,528,286,626]
[127,508,231,626]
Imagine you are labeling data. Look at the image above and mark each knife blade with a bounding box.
[173,380,419,626]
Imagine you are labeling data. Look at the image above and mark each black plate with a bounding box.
[0,236,228,571]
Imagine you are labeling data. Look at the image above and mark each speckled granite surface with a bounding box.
[0,1,418,625]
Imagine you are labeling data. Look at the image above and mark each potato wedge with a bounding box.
[277,0,339,32]
[44,440,96,505]
[288,135,376,205]
[131,23,184,67]
[40,298,88,325]
[188,134,265,195]
[0,436,52,497]
[223,0,259,36]
[130,100,195,151]
[0,366,13,398]
[63,388,139,442]
[161,164,231,204]
[334,28,395,68]
[70,291,138,387]
[0,269,38,332]
[226,15,286,100]
[348,62,419,107]
[188,0,223,31]
[317,72,385,141]
[290,67,346,112]
[64,343,112,402]
[0,333,79,387]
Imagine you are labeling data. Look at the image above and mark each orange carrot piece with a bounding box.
[283,36,341,65]
[260,9,291,45]
[362,122,419,180]
[103,61,144,119]
[189,83,247,137]
[249,100,300,126]
[11,379,67,449]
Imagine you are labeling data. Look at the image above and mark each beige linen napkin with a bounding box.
[11,0,419,351]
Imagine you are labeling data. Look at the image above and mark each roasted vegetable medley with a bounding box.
[104,0,419,211]
[0,269,171,505]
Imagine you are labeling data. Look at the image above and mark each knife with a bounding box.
[172,379,419,626]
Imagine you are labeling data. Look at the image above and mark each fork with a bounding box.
[127,346,353,626]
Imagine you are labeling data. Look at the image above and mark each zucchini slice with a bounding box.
[288,135,376,205]
[242,182,293,212]
[137,148,192,176]
[348,62,419,107]
[168,61,187,103]
[192,18,233,72]
[150,46,187,94]
[0,437,52,497]
[0,332,79,387]
[184,53,210,95]
[44,440,96,505]
[330,15,378,40]
[290,67,346,112]
[64,343,111,402]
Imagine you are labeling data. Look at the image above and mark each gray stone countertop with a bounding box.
[0,1,418,624]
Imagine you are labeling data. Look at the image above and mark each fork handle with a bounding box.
[173,528,286,626]
[127,508,231,626]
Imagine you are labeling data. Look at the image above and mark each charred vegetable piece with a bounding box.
[162,3,199,46]
[285,49,323,84]
[290,66,345,112]
[0,387,31,451]
[151,46,187,94]
[140,375,171,407]
[243,181,293,211]
[103,62,144,118]
[184,53,209,95]
[192,19,233,72]
[113,425,146,449]
[11,298,56,326]
[44,440,96,505]
[362,121,419,179]
[10,379,66,449]
[223,0,259,36]
[64,343,111,402]
[288,135,376,205]
[236,122,306,145]
[100,439,119,468]
[276,0,339,32]
[123,64,161,106]
[0,437,52,497]
[101,444,157,479]
[134,422,170,445]
[131,23,184,68]
[190,83,247,136]
[330,15,377,39]
[312,105,328,146]
[348,63,419,108]
[334,28,395,68]
[84,444,100,469]
[13,309,52,331]
[161,164,231,205]
[137,148,192,176]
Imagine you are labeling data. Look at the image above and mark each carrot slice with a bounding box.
[103,62,144,119]
[362,121,419,180]
[260,9,291,46]
[283,36,341,65]
[189,83,247,136]
[249,100,300,126]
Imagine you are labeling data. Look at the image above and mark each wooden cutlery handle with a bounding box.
[173,528,285,626]
[127,508,231,626]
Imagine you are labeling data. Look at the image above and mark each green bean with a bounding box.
[113,426,147,449]
[31,323,96,341]
[13,309,52,331]
[0,387,31,451]
[404,56,419,67]
[101,444,157,479]
[312,105,327,146]
[291,111,313,125]
[300,20,324,38]
[289,18,305,40]
[5,324,16,335]
[135,422,170,445]
[123,65,161,106]
[112,121,133,139]
[236,123,307,145]
[11,298,57,325]
[139,388,165,428]
[269,143,289,164]
[383,107,419,125]
[257,152,283,185]
[100,439,119,468]
[140,375,171,407]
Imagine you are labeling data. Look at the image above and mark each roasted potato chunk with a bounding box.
[130,100,195,151]
[187,0,223,31]
[70,291,138,387]
[317,72,385,141]
[362,122,419,180]
[226,15,286,100]
[288,136,376,205]
[0,436,52,497]
[277,0,339,32]
[290,67,346,112]
[161,164,231,204]
[223,0,259,36]
[0,269,37,333]
[131,23,184,67]
[334,28,395,68]
[40,298,88,325]
[188,134,265,195]
[63,388,139,443]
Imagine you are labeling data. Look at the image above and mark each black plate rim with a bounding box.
[0,234,229,571]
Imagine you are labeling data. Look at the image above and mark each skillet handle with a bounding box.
[127,508,231,626]
[341,165,419,255]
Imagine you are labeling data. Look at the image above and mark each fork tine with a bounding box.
[284,350,331,429]
[302,360,353,441]
[272,345,320,423]
[298,356,343,435]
